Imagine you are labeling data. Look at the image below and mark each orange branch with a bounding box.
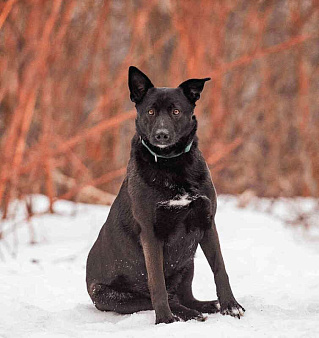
[0,0,15,30]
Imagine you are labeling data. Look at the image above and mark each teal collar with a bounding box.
[141,138,193,162]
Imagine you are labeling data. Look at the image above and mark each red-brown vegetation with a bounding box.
[1,0,319,224]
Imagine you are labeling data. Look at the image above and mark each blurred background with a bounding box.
[1,0,319,222]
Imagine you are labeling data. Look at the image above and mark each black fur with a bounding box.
[86,66,245,324]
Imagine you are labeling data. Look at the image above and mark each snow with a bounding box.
[1,195,319,337]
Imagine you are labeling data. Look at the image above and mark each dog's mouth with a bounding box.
[150,141,181,155]
[150,132,176,149]
[140,124,197,158]
[141,138,178,156]
[156,144,169,148]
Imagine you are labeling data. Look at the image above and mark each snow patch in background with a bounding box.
[0,195,319,337]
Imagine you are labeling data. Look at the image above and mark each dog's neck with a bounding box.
[140,137,193,162]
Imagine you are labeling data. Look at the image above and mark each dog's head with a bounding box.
[128,66,210,152]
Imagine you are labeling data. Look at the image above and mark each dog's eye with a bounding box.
[173,109,180,115]
[148,109,155,115]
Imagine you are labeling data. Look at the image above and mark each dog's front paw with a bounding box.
[220,299,245,319]
[155,314,180,325]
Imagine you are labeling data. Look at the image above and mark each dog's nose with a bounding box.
[155,129,170,141]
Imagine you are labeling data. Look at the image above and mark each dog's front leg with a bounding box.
[200,223,245,318]
[140,229,177,324]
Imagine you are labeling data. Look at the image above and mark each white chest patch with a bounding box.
[169,194,192,207]
[159,194,193,208]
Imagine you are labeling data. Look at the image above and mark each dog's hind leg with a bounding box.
[88,283,153,314]
[176,263,220,314]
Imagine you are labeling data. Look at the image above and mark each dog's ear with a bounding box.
[178,78,211,104]
[128,66,154,103]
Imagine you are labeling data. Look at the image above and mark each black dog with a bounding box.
[86,66,245,324]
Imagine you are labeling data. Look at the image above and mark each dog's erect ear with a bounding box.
[128,66,154,103]
[178,78,211,104]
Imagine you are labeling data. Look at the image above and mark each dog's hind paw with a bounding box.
[170,303,207,322]
[155,314,180,325]
[198,300,221,314]
[178,310,207,322]
[220,299,245,319]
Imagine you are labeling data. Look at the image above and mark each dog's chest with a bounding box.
[163,224,203,274]
[154,189,211,240]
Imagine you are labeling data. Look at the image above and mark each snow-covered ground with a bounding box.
[0,195,318,338]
